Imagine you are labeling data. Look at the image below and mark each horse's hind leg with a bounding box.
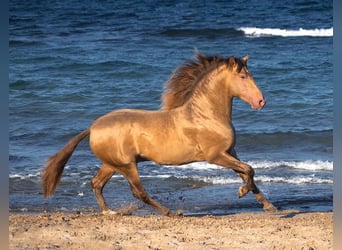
[91,164,115,213]
[120,163,172,216]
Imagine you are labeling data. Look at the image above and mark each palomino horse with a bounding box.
[42,53,277,215]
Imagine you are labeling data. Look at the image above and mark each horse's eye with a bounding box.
[241,74,247,79]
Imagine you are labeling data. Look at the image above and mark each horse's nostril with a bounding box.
[259,98,266,107]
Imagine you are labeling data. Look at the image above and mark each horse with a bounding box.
[41,53,277,216]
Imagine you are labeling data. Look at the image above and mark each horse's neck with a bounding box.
[186,69,233,122]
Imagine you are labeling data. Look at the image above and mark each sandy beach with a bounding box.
[9,210,332,250]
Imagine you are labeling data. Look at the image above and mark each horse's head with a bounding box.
[226,55,266,110]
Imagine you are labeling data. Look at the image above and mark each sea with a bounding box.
[9,0,333,216]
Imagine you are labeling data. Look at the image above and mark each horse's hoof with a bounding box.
[238,186,248,198]
[263,203,278,213]
[175,210,184,216]
[168,212,183,218]
[102,210,118,215]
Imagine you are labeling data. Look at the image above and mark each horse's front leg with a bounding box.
[226,148,254,198]
[209,152,277,212]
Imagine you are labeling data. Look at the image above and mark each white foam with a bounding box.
[9,160,332,182]
[163,161,221,171]
[178,174,332,185]
[247,160,333,171]
[193,175,242,185]
[9,172,40,180]
[255,175,333,185]
[238,27,333,37]
[172,175,333,185]
[161,160,333,172]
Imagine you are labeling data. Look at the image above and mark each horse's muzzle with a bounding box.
[259,98,266,109]
[252,97,266,110]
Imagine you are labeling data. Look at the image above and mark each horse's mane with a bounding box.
[161,52,245,110]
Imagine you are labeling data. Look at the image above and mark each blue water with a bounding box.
[9,0,333,215]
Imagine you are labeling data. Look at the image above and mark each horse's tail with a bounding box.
[41,128,90,197]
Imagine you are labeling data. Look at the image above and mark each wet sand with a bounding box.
[9,210,332,249]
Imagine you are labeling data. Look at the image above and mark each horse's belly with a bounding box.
[137,134,201,165]
[143,146,197,165]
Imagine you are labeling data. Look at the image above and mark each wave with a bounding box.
[247,160,333,171]
[9,160,332,185]
[162,160,333,172]
[9,172,40,180]
[238,27,333,37]
[254,175,333,185]
[179,175,333,185]
[135,173,333,185]
[160,28,243,38]
[159,27,333,38]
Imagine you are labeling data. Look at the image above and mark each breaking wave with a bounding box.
[238,27,333,37]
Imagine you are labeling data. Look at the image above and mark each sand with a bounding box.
[9,210,332,250]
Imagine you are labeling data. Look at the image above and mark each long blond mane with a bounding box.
[161,53,245,110]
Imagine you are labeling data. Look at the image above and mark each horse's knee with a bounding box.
[131,189,140,199]
[237,164,258,196]
[245,165,255,177]
[237,164,255,181]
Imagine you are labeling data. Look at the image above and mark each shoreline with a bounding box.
[9,210,333,249]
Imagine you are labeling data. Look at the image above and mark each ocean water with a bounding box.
[9,0,333,215]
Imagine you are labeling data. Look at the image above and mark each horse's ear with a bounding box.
[241,55,249,64]
[227,56,236,67]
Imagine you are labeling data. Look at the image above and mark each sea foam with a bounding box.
[238,27,333,37]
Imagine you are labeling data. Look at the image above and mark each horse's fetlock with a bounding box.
[140,193,149,202]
